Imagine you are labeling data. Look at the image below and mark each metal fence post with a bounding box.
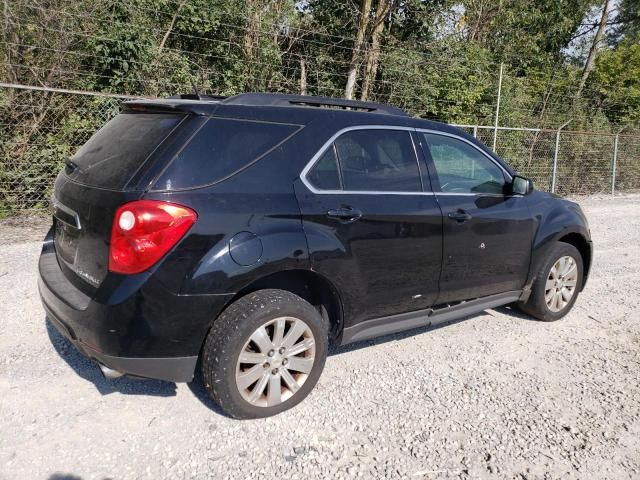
[551,120,571,193]
[611,127,626,195]
[473,125,478,138]
[612,134,619,196]
[492,63,504,151]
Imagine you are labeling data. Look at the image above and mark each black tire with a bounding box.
[518,242,584,322]
[201,289,328,419]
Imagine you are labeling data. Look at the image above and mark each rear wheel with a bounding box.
[518,242,583,322]
[201,289,328,419]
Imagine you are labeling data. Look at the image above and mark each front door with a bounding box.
[294,127,443,328]
[418,131,536,303]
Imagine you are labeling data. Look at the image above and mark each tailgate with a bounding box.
[52,174,140,290]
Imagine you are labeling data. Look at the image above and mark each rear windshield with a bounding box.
[154,117,300,190]
[65,113,182,189]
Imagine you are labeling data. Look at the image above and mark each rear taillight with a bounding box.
[109,200,197,274]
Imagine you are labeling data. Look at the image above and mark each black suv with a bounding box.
[39,93,592,418]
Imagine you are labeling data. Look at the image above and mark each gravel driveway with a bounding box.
[1,195,639,480]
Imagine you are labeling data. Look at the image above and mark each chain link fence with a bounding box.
[454,125,640,196]
[1,84,639,217]
[0,85,127,216]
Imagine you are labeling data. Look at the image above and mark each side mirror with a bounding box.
[511,175,533,195]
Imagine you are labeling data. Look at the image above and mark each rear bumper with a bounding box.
[41,295,198,382]
[38,232,234,382]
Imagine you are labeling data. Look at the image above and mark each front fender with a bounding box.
[525,192,592,291]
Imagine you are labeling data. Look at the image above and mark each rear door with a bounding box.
[418,130,535,303]
[294,126,443,327]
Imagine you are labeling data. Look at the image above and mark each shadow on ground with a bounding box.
[46,318,177,397]
[46,316,230,416]
[48,474,114,480]
[186,371,233,418]
[46,305,534,414]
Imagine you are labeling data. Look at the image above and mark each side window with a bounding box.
[155,118,299,190]
[422,133,507,194]
[306,146,341,190]
[334,129,421,192]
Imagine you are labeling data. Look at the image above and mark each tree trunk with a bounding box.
[344,0,372,100]
[361,0,391,101]
[243,0,262,89]
[158,0,187,53]
[3,0,18,86]
[299,56,307,95]
[576,0,612,98]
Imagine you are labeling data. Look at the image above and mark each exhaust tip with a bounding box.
[99,363,124,380]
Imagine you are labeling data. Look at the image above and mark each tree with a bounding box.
[611,0,640,41]
[576,0,613,98]
[345,0,372,99]
[590,34,640,124]
[360,0,392,101]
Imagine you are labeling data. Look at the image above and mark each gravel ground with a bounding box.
[1,194,639,480]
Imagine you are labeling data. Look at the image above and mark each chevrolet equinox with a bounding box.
[39,93,593,418]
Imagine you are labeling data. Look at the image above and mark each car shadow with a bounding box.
[493,304,539,321]
[46,306,535,415]
[185,368,233,418]
[48,474,114,480]
[46,318,177,397]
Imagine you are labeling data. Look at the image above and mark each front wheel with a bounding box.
[201,289,328,419]
[518,242,584,322]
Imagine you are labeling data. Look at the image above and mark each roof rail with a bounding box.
[222,93,408,116]
[168,93,227,101]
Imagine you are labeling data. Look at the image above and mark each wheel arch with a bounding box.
[210,269,344,344]
[528,227,592,294]
[557,231,592,289]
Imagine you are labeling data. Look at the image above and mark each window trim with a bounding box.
[300,125,513,196]
[301,125,428,195]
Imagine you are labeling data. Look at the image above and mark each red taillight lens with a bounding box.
[109,200,197,274]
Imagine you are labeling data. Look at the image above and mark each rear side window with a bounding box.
[306,129,422,192]
[155,118,300,190]
[66,113,183,189]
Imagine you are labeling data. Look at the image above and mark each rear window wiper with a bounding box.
[64,158,81,174]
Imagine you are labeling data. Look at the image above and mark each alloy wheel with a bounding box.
[235,317,316,407]
[545,255,578,312]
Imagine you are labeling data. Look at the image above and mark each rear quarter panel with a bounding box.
[142,132,313,296]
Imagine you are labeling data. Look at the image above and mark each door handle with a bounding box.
[447,209,472,222]
[327,207,363,223]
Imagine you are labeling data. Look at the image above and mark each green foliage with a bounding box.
[613,0,640,41]
[590,35,640,125]
[2,0,640,215]
[87,1,156,92]
[379,41,495,123]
